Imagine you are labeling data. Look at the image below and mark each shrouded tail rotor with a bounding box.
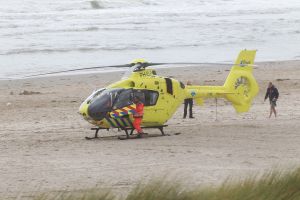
[223,50,259,112]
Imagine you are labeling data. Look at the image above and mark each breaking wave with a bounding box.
[1,0,300,78]
[90,0,159,9]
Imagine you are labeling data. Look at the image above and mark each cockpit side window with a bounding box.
[147,91,159,106]
[113,89,133,109]
[144,90,159,106]
[133,90,159,106]
[133,90,146,104]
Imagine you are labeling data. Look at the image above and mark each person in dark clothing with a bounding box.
[184,99,193,118]
[183,81,194,119]
[264,82,279,118]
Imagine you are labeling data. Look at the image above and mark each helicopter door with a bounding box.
[133,90,162,125]
[133,90,145,103]
[144,90,159,106]
[112,89,133,110]
[132,90,159,106]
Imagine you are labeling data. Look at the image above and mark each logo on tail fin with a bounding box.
[191,91,196,97]
[234,77,248,89]
[240,60,251,66]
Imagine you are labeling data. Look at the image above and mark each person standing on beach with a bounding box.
[264,82,279,118]
[183,80,194,119]
[132,96,145,137]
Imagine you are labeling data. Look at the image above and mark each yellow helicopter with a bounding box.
[77,49,259,140]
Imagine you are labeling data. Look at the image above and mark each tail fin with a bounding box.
[185,50,259,113]
[223,50,259,112]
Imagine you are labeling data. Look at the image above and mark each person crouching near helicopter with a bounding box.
[132,96,145,137]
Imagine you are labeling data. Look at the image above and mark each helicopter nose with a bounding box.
[87,104,108,121]
[87,99,111,121]
[79,102,88,117]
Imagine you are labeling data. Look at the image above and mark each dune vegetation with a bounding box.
[34,167,300,200]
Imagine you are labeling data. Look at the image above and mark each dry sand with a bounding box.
[1,61,300,199]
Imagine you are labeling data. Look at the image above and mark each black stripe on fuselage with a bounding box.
[113,118,123,128]
[105,117,117,128]
[120,118,128,127]
[125,117,133,128]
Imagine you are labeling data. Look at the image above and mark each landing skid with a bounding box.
[85,127,110,140]
[118,133,170,140]
[85,125,168,140]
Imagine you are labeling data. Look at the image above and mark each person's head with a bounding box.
[133,96,140,104]
[186,80,192,85]
[268,82,273,88]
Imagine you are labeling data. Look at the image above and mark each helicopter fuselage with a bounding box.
[79,50,260,130]
[79,68,188,129]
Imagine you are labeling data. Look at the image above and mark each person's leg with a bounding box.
[273,101,277,117]
[269,100,274,118]
[273,106,277,117]
[133,118,143,134]
[183,100,188,118]
[269,105,273,118]
[269,100,277,118]
[188,100,193,118]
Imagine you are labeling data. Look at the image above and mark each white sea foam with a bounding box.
[1,0,300,79]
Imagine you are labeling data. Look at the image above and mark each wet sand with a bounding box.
[1,61,300,199]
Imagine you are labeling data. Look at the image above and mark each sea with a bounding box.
[1,0,300,79]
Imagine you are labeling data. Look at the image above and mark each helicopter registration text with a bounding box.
[139,70,154,77]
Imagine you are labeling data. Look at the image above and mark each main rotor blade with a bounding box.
[24,64,132,78]
[147,62,257,67]
[23,62,257,78]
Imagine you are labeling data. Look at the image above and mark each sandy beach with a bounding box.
[1,61,300,199]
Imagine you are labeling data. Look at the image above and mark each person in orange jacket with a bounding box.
[132,96,145,137]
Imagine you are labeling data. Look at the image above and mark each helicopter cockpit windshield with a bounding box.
[88,88,125,120]
[86,87,159,121]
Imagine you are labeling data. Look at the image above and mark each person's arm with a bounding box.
[133,103,144,117]
[274,88,279,99]
[264,88,269,101]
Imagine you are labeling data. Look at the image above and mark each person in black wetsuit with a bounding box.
[264,82,279,118]
[183,80,194,119]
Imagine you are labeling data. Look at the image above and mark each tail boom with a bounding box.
[185,50,259,113]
